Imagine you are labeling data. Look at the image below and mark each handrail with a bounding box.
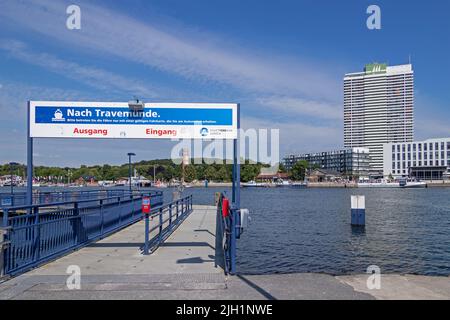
[1,190,163,211]
[0,189,162,207]
[0,188,134,196]
[1,190,165,276]
[143,194,193,255]
[2,195,132,211]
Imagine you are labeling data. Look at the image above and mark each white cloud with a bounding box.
[242,116,343,157]
[0,0,341,103]
[0,0,348,164]
[0,39,161,99]
[256,96,342,121]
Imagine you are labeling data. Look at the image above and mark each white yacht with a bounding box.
[358,178,427,188]
[241,180,270,188]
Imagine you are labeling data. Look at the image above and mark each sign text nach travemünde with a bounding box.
[29,101,238,140]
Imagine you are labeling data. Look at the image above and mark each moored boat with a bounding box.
[291,182,307,188]
[241,180,270,187]
[398,179,427,188]
[358,178,427,188]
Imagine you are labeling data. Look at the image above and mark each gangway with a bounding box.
[0,191,162,276]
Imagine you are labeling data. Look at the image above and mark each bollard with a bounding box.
[143,213,150,255]
[351,195,365,226]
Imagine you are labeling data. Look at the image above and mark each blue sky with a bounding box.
[0,0,449,166]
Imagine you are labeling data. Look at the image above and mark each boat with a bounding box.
[358,178,427,188]
[291,182,307,188]
[358,179,399,188]
[275,179,291,187]
[241,180,270,188]
[291,177,308,188]
[398,178,427,188]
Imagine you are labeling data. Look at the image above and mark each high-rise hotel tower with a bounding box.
[344,63,414,175]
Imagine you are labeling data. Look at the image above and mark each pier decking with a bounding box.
[0,205,449,300]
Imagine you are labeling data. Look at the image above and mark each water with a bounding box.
[2,186,450,276]
[183,187,450,276]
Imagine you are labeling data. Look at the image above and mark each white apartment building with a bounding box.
[383,138,450,180]
[344,63,414,176]
[283,147,370,178]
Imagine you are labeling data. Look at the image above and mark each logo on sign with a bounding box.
[52,109,65,121]
[200,127,209,137]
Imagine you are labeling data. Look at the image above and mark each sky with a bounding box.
[0,0,449,166]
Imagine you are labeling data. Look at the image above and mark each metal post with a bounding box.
[2,209,8,228]
[100,200,104,235]
[0,226,7,278]
[230,103,240,274]
[169,204,172,230]
[33,206,40,261]
[1,209,10,277]
[232,103,241,208]
[27,101,33,206]
[128,155,132,194]
[10,163,13,196]
[158,208,163,244]
[230,207,237,274]
[143,213,149,255]
[73,202,79,244]
[118,196,122,224]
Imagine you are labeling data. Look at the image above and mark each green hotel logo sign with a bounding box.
[365,63,387,74]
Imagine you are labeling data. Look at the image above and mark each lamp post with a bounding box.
[127,153,136,193]
[9,162,19,195]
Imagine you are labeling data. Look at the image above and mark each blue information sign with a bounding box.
[29,101,238,139]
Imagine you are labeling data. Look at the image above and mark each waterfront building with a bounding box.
[383,137,450,180]
[307,169,342,182]
[283,147,370,179]
[344,63,414,176]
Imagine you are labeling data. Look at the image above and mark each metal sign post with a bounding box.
[26,101,33,205]
[230,104,240,273]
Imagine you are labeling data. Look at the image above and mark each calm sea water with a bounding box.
[183,187,450,276]
[2,186,450,276]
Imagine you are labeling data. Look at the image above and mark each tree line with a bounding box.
[0,159,270,183]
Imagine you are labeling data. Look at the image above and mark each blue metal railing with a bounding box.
[142,194,193,255]
[0,189,137,207]
[1,191,163,276]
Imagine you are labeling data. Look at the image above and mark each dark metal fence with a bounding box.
[1,191,163,276]
[143,195,193,255]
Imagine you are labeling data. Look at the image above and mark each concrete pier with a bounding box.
[0,205,449,300]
